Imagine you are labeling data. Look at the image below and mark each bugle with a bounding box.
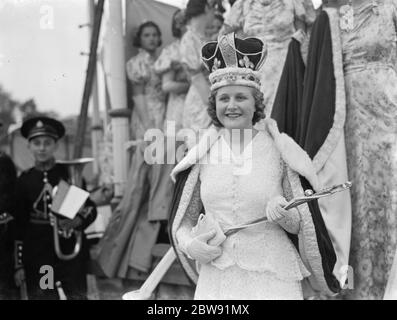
[50,158,93,261]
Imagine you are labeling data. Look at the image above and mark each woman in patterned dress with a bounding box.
[336,0,397,300]
[126,21,166,140]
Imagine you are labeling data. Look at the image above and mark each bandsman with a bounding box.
[13,116,97,300]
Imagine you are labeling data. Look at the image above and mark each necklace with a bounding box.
[339,0,354,32]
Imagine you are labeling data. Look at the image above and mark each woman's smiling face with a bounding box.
[215,85,256,130]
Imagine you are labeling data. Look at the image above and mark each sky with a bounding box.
[0,0,92,118]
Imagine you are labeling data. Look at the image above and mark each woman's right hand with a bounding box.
[14,268,26,287]
[186,230,222,264]
[266,196,289,223]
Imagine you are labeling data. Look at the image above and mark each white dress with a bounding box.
[195,131,310,300]
[180,26,212,132]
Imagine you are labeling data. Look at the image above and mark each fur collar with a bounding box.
[171,119,320,191]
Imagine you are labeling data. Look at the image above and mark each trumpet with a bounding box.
[50,158,93,261]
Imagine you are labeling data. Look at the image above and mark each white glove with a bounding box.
[266,196,289,223]
[191,213,226,247]
[186,230,222,264]
[266,196,301,234]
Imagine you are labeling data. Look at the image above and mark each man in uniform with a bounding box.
[13,116,97,300]
[0,121,18,299]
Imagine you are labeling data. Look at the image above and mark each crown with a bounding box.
[201,33,267,91]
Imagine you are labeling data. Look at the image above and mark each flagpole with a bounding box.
[88,0,103,177]
[73,0,105,159]
[105,0,130,200]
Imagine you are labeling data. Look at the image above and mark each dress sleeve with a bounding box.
[293,0,317,26]
[153,44,173,75]
[180,32,203,75]
[175,178,203,255]
[224,0,245,32]
[280,161,302,235]
[126,53,150,85]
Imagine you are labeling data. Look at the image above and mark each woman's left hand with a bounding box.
[266,196,289,223]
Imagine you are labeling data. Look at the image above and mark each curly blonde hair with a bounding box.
[207,87,266,128]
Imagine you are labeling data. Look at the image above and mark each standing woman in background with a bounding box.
[126,21,166,140]
[179,0,215,140]
[154,9,189,135]
[331,0,397,300]
[221,0,316,115]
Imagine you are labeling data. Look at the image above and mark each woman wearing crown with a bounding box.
[168,33,348,299]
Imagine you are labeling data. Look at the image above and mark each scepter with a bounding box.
[224,181,352,236]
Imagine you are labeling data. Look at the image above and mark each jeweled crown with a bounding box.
[201,33,267,91]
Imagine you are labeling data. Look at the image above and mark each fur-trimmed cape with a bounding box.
[168,119,342,297]
[272,8,352,291]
